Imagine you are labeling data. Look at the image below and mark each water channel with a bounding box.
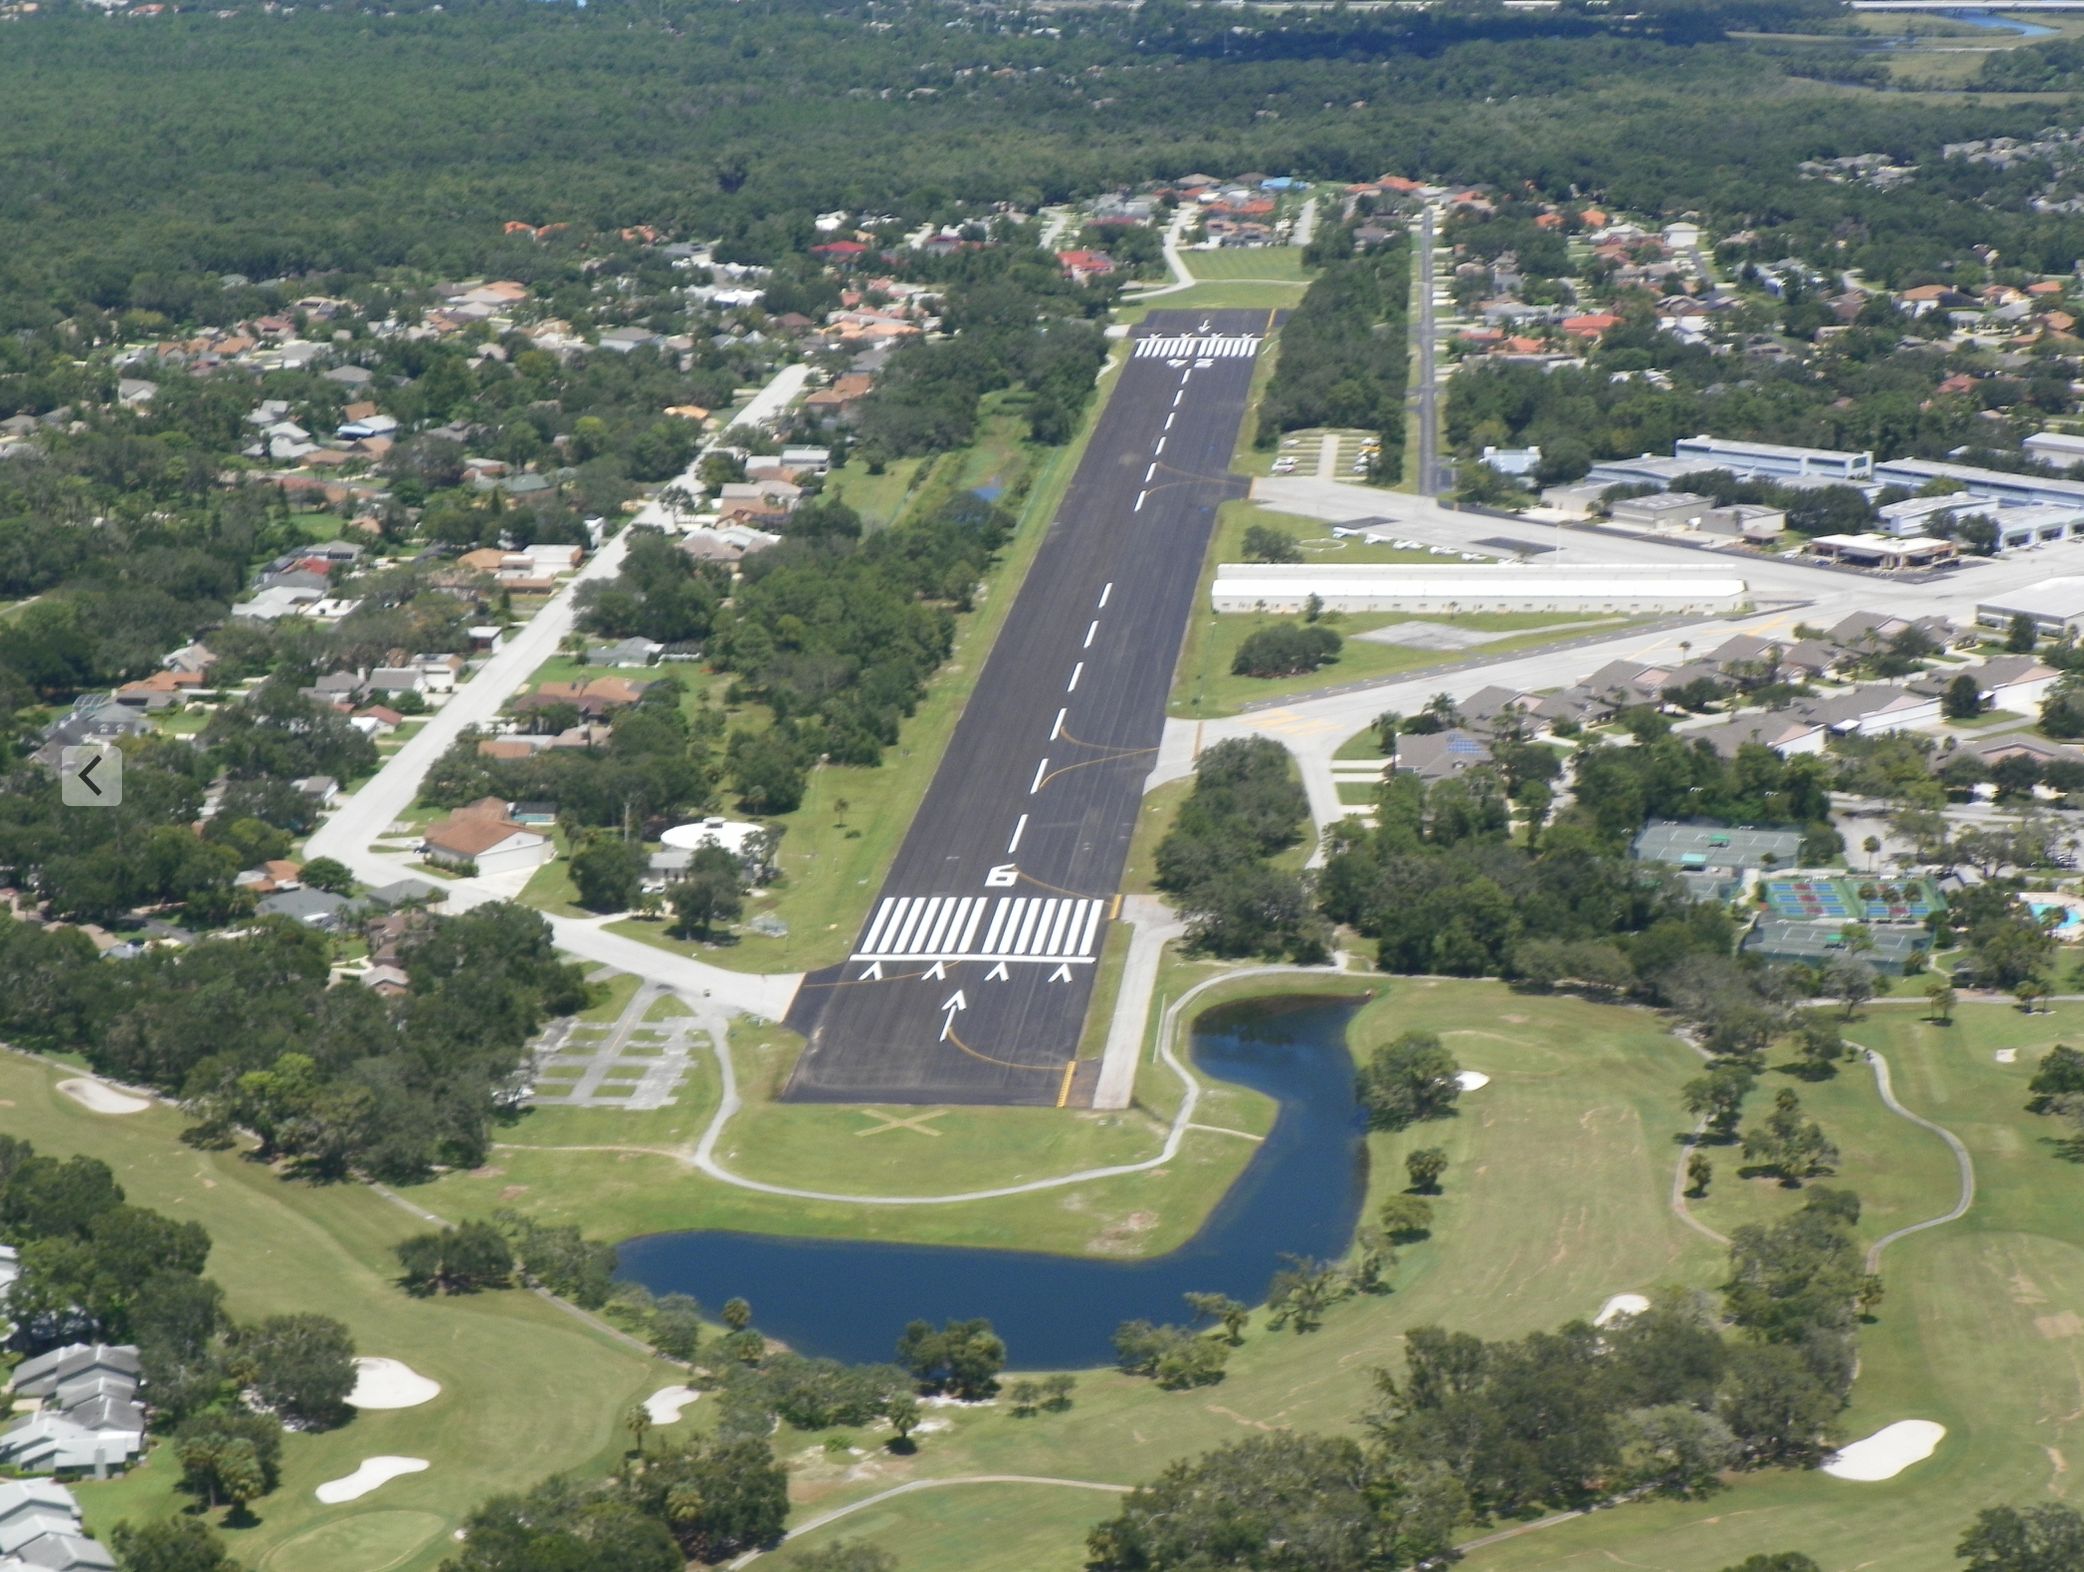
[615,995,1371,1368]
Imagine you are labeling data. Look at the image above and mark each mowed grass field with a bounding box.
[419,1012,1273,1257]
[1175,605,1635,717]
[743,981,1714,1564]
[1468,998,2084,1571]
[0,1052,676,1572]
[1182,245,1311,283]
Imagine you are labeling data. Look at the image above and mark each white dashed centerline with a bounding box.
[1134,492,1146,512]
[1067,662,1083,692]
[1030,758,1049,795]
[1007,813,1028,855]
[1098,583,1112,608]
[1144,463,1156,484]
[1154,437,1166,456]
[1084,621,1098,648]
[1051,707,1067,739]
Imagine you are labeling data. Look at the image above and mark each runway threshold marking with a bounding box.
[1056,1060,1078,1108]
[853,896,1107,963]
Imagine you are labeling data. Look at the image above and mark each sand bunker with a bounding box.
[57,1078,149,1115]
[1996,1049,2019,1064]
[1823,1420,1946,1481]
[644,1385,700,1425]
[1594,1293,1650,1328]
[346,1358,441,1410]
[315,1456,429,1504]
[1455,1070,1491,1092]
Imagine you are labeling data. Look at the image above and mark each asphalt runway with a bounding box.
[783,308,1273,1105]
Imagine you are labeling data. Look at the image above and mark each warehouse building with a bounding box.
[1976,577,2084,639]
[1209,564,1746,615]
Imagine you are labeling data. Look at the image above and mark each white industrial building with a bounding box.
[2023,430,2084,468]
[1874,456,2084,515]
[1977,577,2084,638]
[1673,434,1874,481]
[1210,564,1746,616]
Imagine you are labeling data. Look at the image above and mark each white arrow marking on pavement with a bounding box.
[923,960,948,981]
[859,961,884,980]
[1048,963,1073,983]
[939,990,968,1039]
[986,961,1010,981]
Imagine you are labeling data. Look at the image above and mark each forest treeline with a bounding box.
[0,0,2077,330]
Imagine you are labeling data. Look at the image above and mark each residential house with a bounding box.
[1,1345,145,1479]
[0,1480,115,1572]
[421,803,552,876]
[367,666,426,700]
[360,964,411,999]
[587,637,662,668]
[1390,728,1492,782]
[256,887,354,930]
[516,676,650,719]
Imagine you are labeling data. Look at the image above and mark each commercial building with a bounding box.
[1673,434,1874,481]
[1608,491,1711,531]
[1209,563,1746,615]
[1873,456,2084,515]
[1697,503,1786,541]
[1806,533,1957,570]
[1976,576,2084,638]
[2022,429,2084,468]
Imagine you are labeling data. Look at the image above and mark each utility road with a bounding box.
[783,309,1272,1105]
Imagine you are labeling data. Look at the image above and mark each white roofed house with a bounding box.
[0,1479,116,1572]
[0,1345,146,1481]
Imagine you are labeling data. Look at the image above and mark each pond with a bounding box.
[614,995,1371,1368]
[1938,8,2056,37]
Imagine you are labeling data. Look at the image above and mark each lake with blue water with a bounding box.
[615,994,1371,1368]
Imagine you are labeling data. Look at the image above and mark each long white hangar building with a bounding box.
[1210,563,1747,616]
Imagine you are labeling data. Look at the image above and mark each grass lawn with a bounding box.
[1685,1022,1964,1254]
[516,825,586,917]
[0,1052,674,1572]
[1466,999,2084,1571]
[762,1479,1112,1572]
[824,451,930,528]
[1175,610,1634,718]
[1208,498,1434,565]
[422,1014,1263,1258]
[1182,246,1310,283]
[1117,281,1306,326]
